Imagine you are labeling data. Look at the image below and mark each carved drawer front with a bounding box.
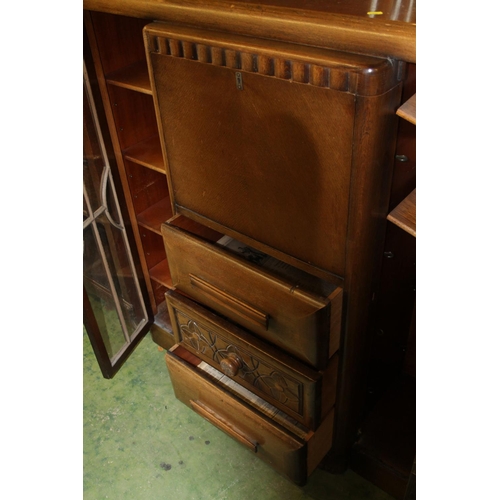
[145,23,401,281]
[165,344,336,485]
[166,289,338,430]
[162,217,343,370]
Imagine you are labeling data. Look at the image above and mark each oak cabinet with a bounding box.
[84,5,415,488]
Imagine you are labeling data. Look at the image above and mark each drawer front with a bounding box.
[166,290,338,430]
[162,221,343,369]
[165,345,335,485]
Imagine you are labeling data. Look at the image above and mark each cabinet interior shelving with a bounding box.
[389,95,416,238]
[85,11,175,340]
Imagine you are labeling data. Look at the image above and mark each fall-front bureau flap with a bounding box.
[144,23,401,281]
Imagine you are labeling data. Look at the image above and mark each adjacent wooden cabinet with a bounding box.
[84,2,415,492]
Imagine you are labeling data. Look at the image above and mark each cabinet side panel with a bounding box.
[329,84,403,467]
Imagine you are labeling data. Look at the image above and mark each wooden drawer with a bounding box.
[166,289,338,430]
[165,344,336,485]
[162,217,343,369]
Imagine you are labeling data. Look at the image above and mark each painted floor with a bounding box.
[83,331,395,500]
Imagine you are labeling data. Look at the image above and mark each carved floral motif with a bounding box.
[175,309,302,415]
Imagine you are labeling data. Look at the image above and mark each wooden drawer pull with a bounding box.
[189,274,269,330]
[220,353,243,377]
[190,399,258,452]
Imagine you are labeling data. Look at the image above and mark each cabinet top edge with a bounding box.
[145,21,397,68]
[83,0,416,63]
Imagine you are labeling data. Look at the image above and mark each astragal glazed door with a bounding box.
[83,60,152,378]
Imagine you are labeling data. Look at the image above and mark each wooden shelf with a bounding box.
[396,94,416,125]
[149,259,173,289]
[136,197,173,235]
[123,135,165,173]
[388,189,416,237]
[106,60,152,94]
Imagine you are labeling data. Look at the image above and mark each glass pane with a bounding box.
[95,210,144,337]
[83,224,128,359]
[83,63,149,371]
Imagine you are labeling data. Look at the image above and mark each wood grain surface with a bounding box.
[83,0,416,62]
[397,93,416,125]
[162,220,342,369]
[387,189,416,237]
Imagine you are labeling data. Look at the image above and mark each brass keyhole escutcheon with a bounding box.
[220,353,243,377]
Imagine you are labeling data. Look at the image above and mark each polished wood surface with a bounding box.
[188,274,269,330]
[87,11,149,74]
[331,83,403,467]
[166,289,338,429]
[123,135,165,173]
[147,19,405,472]
[145,23,402,96]
[84,0,415,62]
[387,189,416,237]
[166,344,308,484]
[397,93,416,125]
[151,54,353,280]
[389,64,416,212]
[136,196,173,234]
[149,258,173,288]
[107,85,157,151]
[240,0,415,20]
[190,399,258,451]
[106,60,152,94]
[168,213,224,243]
[162,219,342,369]
[125,162,168,216]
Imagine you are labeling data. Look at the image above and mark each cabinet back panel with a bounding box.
[140,229,165,270]
[90,12,149,75]
[107,85,158,151]
[125,161,169,216]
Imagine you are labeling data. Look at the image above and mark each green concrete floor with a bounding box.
[83,331,395,500]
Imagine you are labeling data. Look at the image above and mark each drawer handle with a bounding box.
[190,399,258,452]
[189,274,269,330]
[220,353,243,377]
